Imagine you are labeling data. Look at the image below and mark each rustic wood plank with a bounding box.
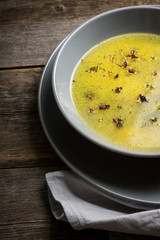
[1,1,160,239]
[0,222,109,240]
[0,0,159,68]
[0,68,65,168]
[0,166,109,240]
[0,167,63,225]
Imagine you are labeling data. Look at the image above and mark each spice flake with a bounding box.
[128,68,135,74]
[114,74,119,79]
[136,94,147,103]
[113,118,124,128]
[89,66,98,72]
[89,108,95,113]
[152,71,157,76]
[125,50,138,59]
[99,104,110,110]
[115,87,122,93]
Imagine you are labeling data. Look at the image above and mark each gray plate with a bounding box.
[38,38,160,210]
[53,5,160,158]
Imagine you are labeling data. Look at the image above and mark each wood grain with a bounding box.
[0,222,109,240]
[1,167,55,225]
[0,0,159,68]
[0,68,65,168]
[0,167,109,240]
[1,1,160,239]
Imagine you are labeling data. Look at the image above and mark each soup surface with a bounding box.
[72,33,160,149]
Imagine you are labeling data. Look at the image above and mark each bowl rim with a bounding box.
[52,5,160,157]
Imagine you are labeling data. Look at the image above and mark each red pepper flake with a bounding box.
[113,118,124,127]
[128,68,135,74]
[89,66,98,72]
[99,104,110,110]
[86,94,92,100]
[110,56,115,61]
[152,71,157,76]
[89,108,94,113]
[115,87,122,93]
[150,117,157,122]
[125,50,138,59]
[122,61,127,68]
[113,118,118,123]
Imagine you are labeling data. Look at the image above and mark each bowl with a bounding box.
[52,6,160,157]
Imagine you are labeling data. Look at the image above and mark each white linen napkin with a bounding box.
[46,170,160,237]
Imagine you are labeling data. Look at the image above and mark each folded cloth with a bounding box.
[46,170,160,237]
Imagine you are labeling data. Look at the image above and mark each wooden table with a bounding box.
[0,1,159,239]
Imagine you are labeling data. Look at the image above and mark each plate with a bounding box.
[53,5,160,158]
[38,36,160,210]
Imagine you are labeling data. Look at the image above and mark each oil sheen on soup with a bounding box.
[72,33,160,149]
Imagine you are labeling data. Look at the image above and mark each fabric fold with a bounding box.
[46,170,160,237]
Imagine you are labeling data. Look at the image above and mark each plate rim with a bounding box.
[38,13,160,210]
[52,5,160,158]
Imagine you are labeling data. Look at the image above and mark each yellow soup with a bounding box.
[72,33,160,149]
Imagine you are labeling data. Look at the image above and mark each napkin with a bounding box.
[46,170,160,237]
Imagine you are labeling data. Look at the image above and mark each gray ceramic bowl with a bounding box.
[53,6,160,157]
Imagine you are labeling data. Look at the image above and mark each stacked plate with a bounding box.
[38,6,160,210]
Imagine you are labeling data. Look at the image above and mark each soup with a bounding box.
[72,33,160,149]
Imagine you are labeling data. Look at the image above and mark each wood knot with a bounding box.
[55,4,65,12]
